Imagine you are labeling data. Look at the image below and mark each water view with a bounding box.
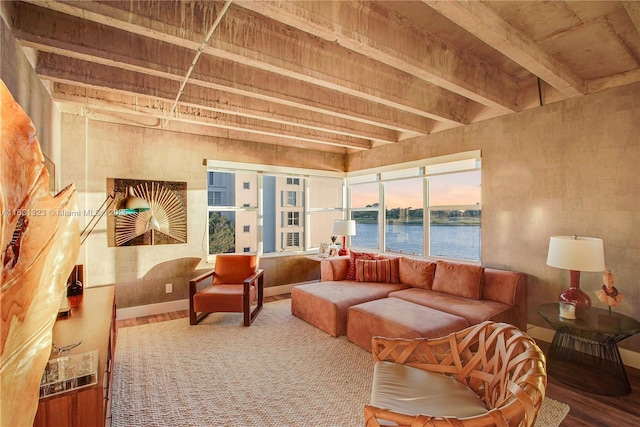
[351,223,481,261]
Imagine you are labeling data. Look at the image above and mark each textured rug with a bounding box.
[112,299,569,427]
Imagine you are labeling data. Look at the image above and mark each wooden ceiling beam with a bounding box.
[58,102,350,156]
[236,0,518,112]
[35,52,399,144]
[18,0,467,126]
[50,82,373,151]
[423,0,585,98]
[12,4,432,136]
[623,1,640,35]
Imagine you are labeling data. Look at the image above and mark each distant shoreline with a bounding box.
[357,220,480,226]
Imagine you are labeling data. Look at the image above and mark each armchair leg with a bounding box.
[244,271,264,326]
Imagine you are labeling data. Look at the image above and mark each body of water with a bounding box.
[351,223,480,261]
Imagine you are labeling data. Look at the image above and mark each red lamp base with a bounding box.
[338,235,350,256]
[559,270,591,311]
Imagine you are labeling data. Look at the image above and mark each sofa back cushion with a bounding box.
[398,257,437,289]
[356,258,400,283]
[346,251,379,280]
[431,260,484,300]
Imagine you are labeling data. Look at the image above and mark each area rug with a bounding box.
[112,299,569,427]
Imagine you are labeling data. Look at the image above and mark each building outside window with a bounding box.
[286,191,297,206]
[287,212,299,226]
[285,232,300,247]
[206,162,343,258]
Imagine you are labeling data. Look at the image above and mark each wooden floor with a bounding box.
[117,295,640,426]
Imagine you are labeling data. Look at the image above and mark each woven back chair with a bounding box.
[364,321,547,427]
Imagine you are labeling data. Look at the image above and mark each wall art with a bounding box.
[107,178,187,247]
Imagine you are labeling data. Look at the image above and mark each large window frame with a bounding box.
[207,151,480,262]
[206,160,344,260]
[347,151,481,262]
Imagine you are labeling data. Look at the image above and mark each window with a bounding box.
[286,191,297,206]
[350,180,379,251]
[243,247,251,252]
[206,153,478,261]
[206,161,343,258]
[285,232,300,247]
[287,212,299,226]
[347,151,481,262]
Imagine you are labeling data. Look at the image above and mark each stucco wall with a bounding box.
[349,83,640,352]
[60,117,338,309]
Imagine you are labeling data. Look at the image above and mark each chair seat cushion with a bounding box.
[371,361,488,419]
[193,284,256,312]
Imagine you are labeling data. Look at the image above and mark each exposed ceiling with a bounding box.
[7,1,640,154]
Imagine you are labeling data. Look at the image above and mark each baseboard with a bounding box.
[116,281,315,320]
[526,323,640,370]
[263,280,317,297]
[117,299,190,320]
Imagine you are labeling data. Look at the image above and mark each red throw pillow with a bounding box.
[356,258,400,283]
[346,251,379,280]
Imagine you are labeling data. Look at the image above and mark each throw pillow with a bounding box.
[398,257,437,289]
[346,251,379,280]
[355,258,400,284]
[431,260,484,300]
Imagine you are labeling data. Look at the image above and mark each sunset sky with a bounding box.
[351,170,481,208]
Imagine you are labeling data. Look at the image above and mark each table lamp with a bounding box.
[333,220,356,256]
[546,235,605,311]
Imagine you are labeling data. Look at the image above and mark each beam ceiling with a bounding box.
[7,0,640,154]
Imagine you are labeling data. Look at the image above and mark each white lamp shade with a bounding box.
[333,220,356,236]
[546,235,605,272]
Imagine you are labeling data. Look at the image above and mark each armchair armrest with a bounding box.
[243,269,264,295]
[189,270,215,297]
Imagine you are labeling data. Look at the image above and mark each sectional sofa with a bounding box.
[291,253,526,352]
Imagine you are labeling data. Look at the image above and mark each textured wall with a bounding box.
[349,83,640,353]
[60,118,340,308]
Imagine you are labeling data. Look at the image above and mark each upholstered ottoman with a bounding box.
[347,297,469,352]
[291,281,407,337]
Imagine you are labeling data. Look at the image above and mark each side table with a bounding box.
[537,303,640,396]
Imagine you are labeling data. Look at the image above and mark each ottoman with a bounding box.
[347,297,469,352]
[291,281,407,337]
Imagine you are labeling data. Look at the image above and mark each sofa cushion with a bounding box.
[389,288,513,326]
[347,297,468,352]
[398,257,437,289]
[431,260,484,300]
[291,281,406,337]
[356,258,400,284]
[346,251,379,280]
[371,361,487,420]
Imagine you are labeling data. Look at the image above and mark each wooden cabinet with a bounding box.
[33,286,116,427]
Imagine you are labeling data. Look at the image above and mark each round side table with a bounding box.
[537,303,640,396]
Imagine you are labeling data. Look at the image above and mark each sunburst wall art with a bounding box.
[107,178,187,247]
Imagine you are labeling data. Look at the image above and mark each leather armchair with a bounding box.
[189,254,264,326]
